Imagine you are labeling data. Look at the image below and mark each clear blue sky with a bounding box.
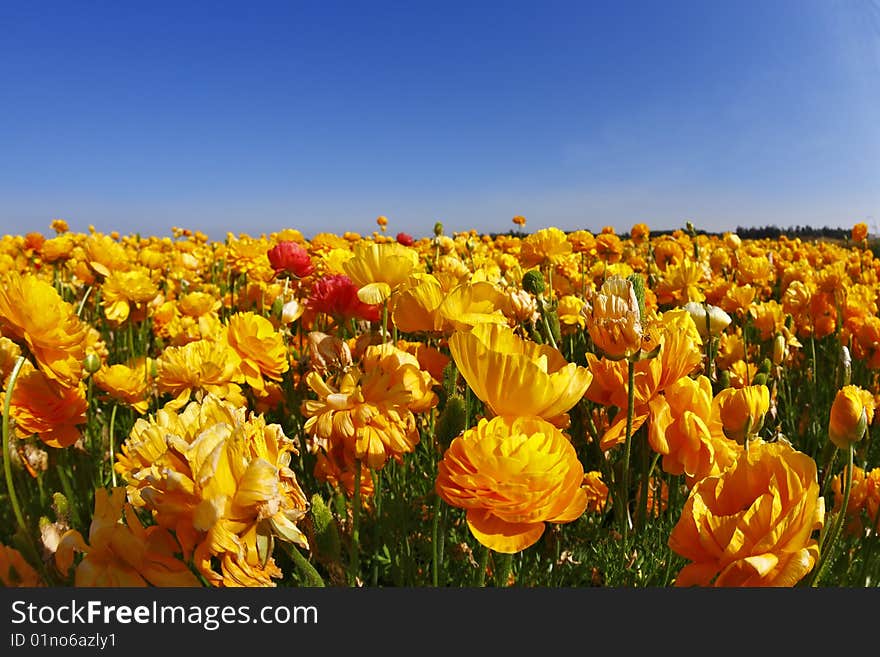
[2,0,878,241]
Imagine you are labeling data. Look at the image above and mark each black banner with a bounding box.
[0,586,856,653]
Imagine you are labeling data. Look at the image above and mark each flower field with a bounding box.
[1,217,879,587]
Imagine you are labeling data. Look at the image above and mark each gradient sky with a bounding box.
[2,0,879,241]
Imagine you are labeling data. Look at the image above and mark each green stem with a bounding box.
[370,469,382,587]
[811,445,852,587]
[431,495,442,587]
[619,358,636,537]
[349,458,362,586]
[493,551,513,587]
[108,404,118,487]
[285,543,326,587]
[2,356,28,537]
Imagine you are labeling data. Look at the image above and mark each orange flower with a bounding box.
[93,362,151,414]
[0,272,87,388]
[852,222,869,243]
[669,439,824,587]
[436,415,587,553]
[828,385,875,449]
[647,375,741,486]
[56,488,201,587]
[7,360,87,448]
[0,544,43,586]
[713,384,770,445]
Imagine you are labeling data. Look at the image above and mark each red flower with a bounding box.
[267,241,315,278]
[396,232,414,247]
[307,274,380,322]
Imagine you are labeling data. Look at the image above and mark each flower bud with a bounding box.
[829,385,874,449]
[82,352,101,375]
[683,302,731,339]
[436,395,468,448]
[281,299,304,325]
[434,221,444,237]
[309,493,341,563]
[715,384,770,444]
[522,269,546,296]
[772,334,786,365]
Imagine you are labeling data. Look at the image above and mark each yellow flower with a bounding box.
[436,415,587,553]
[225,312,289,396]
[55,487,201,587]
[116,396,310,587]
[93,362,151,414]
[714,384,770,445]
[302,343,438,469]
[0,272,87,388]
[669,439,824,587]
[101,268,159,324]
[449,322,592,424]
[829,385,875,449]
[556,295,586,331]
[582,275,643,361]
[519,226,573,267]
[342,240,420,305]
[155,338,245,411]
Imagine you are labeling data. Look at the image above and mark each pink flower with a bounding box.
[307,274,380,322]
[267,241,315,278]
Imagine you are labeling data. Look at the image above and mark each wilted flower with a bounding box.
[582,275,643,361]
[436,415,588,553]
[116,396,310,587]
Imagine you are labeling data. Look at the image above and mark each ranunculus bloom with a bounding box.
[307,274,381,322]
[9,360,88,448]
[225,311,289,396]
[714,384,770,445]
[0,272,88,388]
[582,275,643,361]
[449,322,592,425]
[669,439,825,587]
[396,232,414,246]
[56,488,201,587]
[852,222,869,243]
[342,240,420,305]
[267,240,315,278]
[436,415,588,553]
[829,385,875,449]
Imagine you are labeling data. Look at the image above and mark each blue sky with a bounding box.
[2,0,878,241]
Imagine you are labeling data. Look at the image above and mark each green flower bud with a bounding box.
[626,273,647,321]
[436,395,467,448]
[759,358,772,376]
[310,493,341,563]
[52,492,70,523]
[434,221,444,237]
[522,269,546,296]
[82,352,101,375]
